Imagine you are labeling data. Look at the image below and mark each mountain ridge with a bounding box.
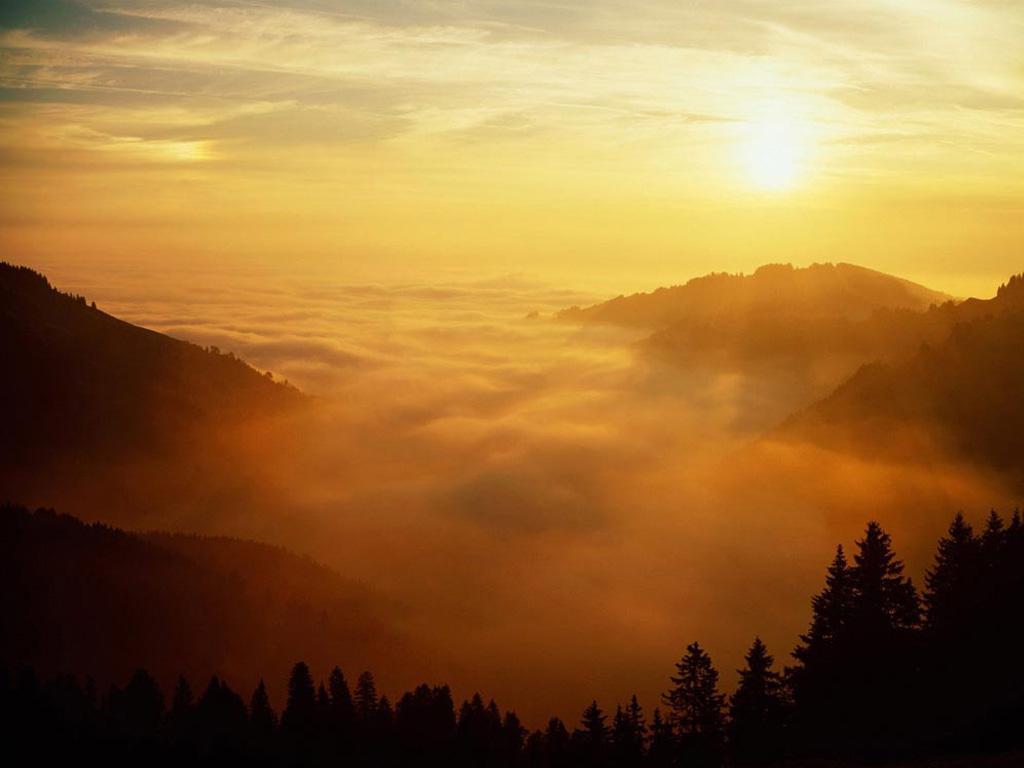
[777,273,1024,486]
[0,504,409,703]
[558,262,952,328]
[0,261,303,472]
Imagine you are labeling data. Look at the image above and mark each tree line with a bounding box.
[3,511,1022,766]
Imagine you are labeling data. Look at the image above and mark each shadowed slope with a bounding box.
[0,262,302,471]
[779,275,1024,486]
[0,505,409,702]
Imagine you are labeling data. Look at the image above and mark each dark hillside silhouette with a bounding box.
[558,263,950,328]
[0,262,302,474]
[780,275,1024,486]
[643,272,1023,379]
[0,505,407,706]
[558,263,961,427]
[1,508,1022,766]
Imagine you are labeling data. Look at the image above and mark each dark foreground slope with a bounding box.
[0,263,313,535]
[0,262,302,471]
[0,506,408,700]
[780,275,1024,486]
[3,509,1023,767]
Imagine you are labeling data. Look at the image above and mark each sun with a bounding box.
[741,108,808,191]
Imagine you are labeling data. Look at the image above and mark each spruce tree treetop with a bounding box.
[355,670,378,721]
[327,666,354,719]
[924,512,979,631]
[282,661,317,733]
[662,641,725,737]
[729,637,786,764]
[851,521,920,633]
[794,545,853,664]
[577,699,608,745]
[171,675,194,716]
[250,678,277,733]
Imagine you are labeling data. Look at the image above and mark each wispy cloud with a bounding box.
[1,0,1022,293]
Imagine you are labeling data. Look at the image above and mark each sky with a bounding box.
[1,0,1022,295]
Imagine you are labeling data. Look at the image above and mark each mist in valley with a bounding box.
[9,261,1017,724]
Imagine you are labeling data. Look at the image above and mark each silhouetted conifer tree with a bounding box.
[196,676,249,758]
[981,509,1005,558]
[324,666,354,758]
[610,696,646,767]
[851,521,920,633]
[250,678,277,738]
[793,546,852,665]
[502,710,526,766]
[646,708,674,768]
[282,662,317,738]
[924,512,979,632]
[572,700,608,767]
[171,675,194,716]
[460,696,503,765]
[543,716,571,768]
[396,683,456,763]
[729,637,786,765]
[788,545,854,754]
[663,642,725,767]
[112,668,164,740]
[920,513,985,747]
[354,670,378,723]
[327,667,354,724]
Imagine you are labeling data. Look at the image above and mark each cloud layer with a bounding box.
[24,261,1019,725]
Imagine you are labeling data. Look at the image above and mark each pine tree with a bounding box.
[793,546,853,665]
[851,521,920,633]
[282,662,317,736]
[502,710,526,765]
[611,696,646,766]
[374,695,393,731]
[573,700,608,766]
[120,669,164,737]
[611,706,630,761]
[647,708,674,768]
[249,678,277,737]
[845,522,921,758]
[577,700,608,743]
[729,637,786,765]
[354,671,378,723]
[981,509,1005,559]
[663,641,725,767]
[544,717,571,767]
[924,512,979,633]
[788,546,854,755]
[324,665,355,756]
[167,675,195,741]
[327,667,354,722]
[197,676,249,752]
[171,675,194,715]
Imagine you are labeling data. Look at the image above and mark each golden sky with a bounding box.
[1,0,1022,295]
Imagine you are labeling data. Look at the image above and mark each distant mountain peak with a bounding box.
[558,261,951,329]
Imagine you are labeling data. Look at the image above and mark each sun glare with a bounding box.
[741,108,808,191]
